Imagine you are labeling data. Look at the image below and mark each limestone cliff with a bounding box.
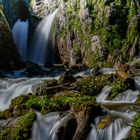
[56,0,140,68]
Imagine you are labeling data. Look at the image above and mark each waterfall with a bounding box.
[87,119,131,140]
[12,19,29,62]
[28,9,58,65]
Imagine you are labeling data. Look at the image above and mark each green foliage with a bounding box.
[25,96,42,110]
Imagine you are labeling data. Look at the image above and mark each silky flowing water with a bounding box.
[12,19,29,61]
[28,9,58,65]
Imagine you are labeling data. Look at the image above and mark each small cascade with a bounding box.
[31,112,59,140]
[87,118,131,140]
[96,86,139,103]
[31,112,69,140]
[0,76,60,111]
[12,19,29,61]
[28,9,58,65]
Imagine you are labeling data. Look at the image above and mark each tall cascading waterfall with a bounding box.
[12,19,29,62]
[28,9,58,65]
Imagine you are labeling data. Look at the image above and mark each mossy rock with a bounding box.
[0,94,35,119]
[130,113,140,139]
[32,79,60,96]
[10,95,28,108]
[108,77,135,99]
[96,116,110,129]
[58,71,76,84]
[76,74,114,96]
[0,108,13,119]
[0,112,36,140]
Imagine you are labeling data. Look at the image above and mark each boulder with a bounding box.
[57,112,77,140]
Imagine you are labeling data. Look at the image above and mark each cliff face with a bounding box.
[1,0,139,69]
[55,0,140,68]
[2,0,30,27]
[0,7,21,70]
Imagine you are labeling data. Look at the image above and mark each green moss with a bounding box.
[10,95,27,108]
[0,113,36,140]
[9,113,36,140]
[108,78,129,99]
[130,114,140,139]
[77,74,113,96]
[70,95,96,111]
[26,96,42,110]
[0,108,13,119]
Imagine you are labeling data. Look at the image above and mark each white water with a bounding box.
[98,68,116,74]
[92,77,140,140]
[31,112,59,140]
[0,70,139,140]
[87,119,131,140]
[0,76,60,111]
[31,112,70,140]
[12,19,29,61]
[96,86,139,103]
[28,9,58,65]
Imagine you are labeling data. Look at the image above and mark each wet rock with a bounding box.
[96,116,110,129]
[25,62,45,77]
[0,7,21,70]
[76,74,114,96]
[2,0,30,26]
[58,71,76,84]
[57,112,77,140]
[32,79,70,97]
[108,77,135,99]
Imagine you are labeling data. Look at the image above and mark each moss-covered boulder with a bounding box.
[0,6,21,70]
[130,113,140,139]
[0,112,36,140]
[76,74,114,96]
[108,77,135,99]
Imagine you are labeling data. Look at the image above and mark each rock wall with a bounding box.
[2,0,31,27]
[0,7,21,70]
[56,0,140,68]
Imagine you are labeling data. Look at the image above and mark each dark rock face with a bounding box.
[2,0,30,27]
[0,7,21,70]
[58,71,76,84]
[57,112,77,140]
[25,62,45,77]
